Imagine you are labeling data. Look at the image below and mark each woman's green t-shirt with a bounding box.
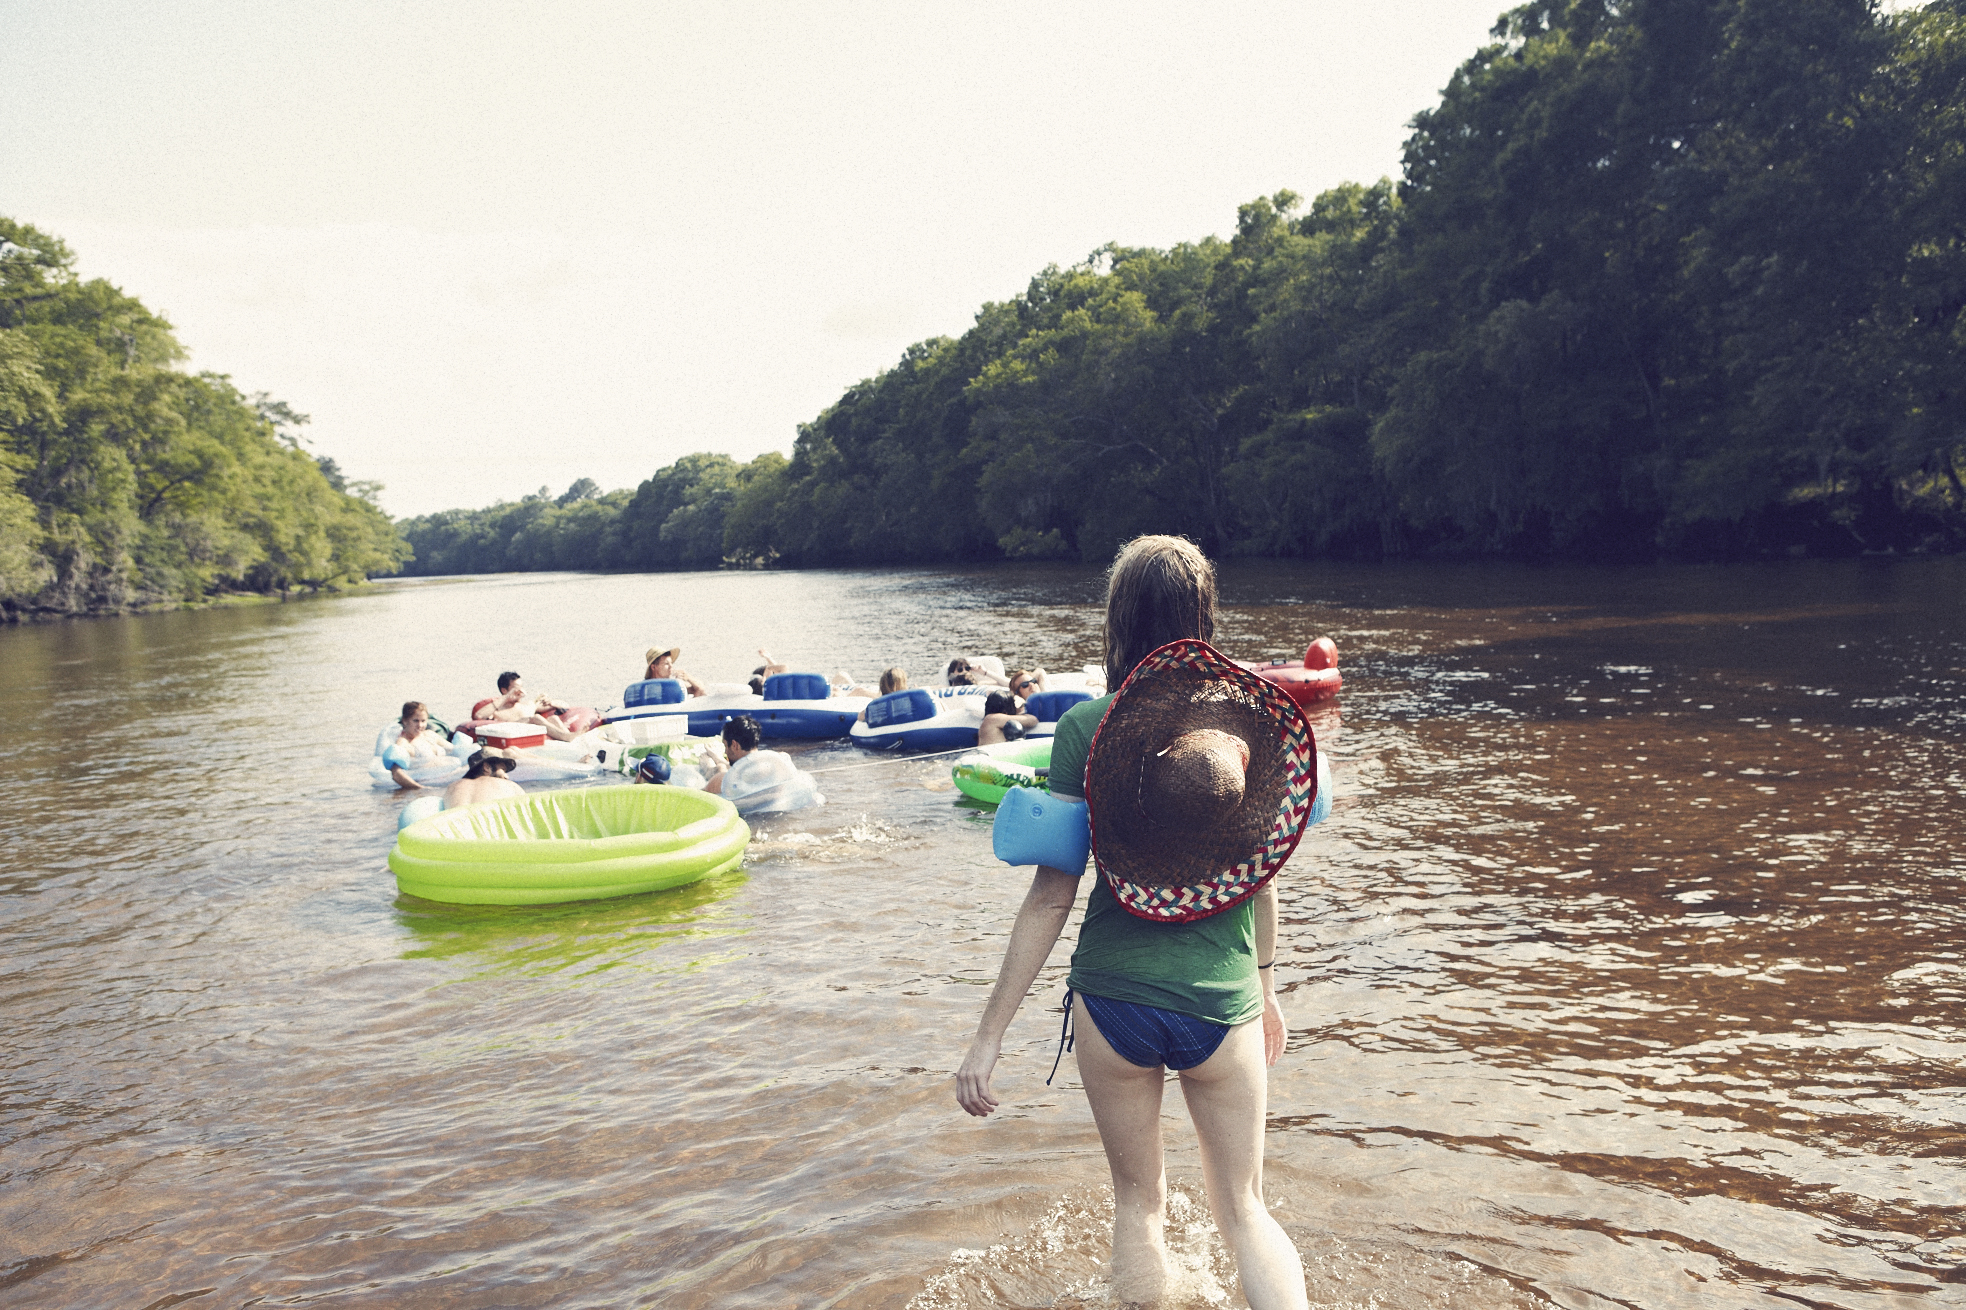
[1050,693,1260,1027]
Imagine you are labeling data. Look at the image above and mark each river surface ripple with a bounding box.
[1,559,1961,1309]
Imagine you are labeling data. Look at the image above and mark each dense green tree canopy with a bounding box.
[0,220,407,615]
[399,2,1965,573]
[42,1,1958,593]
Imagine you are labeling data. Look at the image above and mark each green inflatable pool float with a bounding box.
[388,786,750,905]
[951,739,1053,806]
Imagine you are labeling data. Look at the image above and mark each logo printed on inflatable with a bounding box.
[624,678,687,709]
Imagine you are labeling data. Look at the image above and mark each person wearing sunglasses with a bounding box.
[978,669,1043,745]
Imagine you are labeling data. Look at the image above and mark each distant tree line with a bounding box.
[399,1,1966,573]
[0,220,407,618]
[395,455,778,574]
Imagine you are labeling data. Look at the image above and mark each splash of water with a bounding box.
[907,1187,1234,1310]
[750,813,907,860]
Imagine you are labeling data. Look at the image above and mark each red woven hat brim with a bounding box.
[1084,638,1317,923]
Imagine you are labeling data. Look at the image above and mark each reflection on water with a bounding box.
[1,558,1962,1308]
[396,867,752,980]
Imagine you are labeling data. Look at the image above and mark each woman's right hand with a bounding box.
[955,1040,1001,1117]
[1262,992,1286,1067]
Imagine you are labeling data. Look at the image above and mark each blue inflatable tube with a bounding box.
[691,703,868,740]
[1018,688,1095,740]
[991,786,1090,876]
[398,794,446,831]
[848,686,990,751]
[635,672,869,741]
[1308,752,1332,827]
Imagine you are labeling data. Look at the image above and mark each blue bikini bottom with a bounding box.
[1075,990,1232,1071]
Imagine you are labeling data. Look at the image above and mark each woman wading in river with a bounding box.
[956,534,1317,1309]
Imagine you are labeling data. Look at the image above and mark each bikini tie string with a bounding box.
[1047,988,1076,1086]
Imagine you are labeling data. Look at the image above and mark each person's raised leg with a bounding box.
[1177,1020,1307,1310]
[531,713,576,742]
[1073,994,1171,1306]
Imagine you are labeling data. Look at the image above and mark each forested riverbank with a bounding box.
[399,0,1966,576]
[0,221,406,619]
[9,2,1964,612]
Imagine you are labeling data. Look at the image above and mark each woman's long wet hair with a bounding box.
[1102,535,1217,689]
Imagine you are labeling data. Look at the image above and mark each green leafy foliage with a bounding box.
[453,1,1949,571]
[1375,0,1966,556]
[0,219,410,615]
[198,2,1966,578]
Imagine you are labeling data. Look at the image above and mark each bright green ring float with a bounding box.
[389,786,750,905]
[952,739,1053,806]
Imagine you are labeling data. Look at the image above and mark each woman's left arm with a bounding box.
[1256,879,1285,1067]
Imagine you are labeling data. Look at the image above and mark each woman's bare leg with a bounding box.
[1073,994,1171,1306]
[1178,1019,1307,1310]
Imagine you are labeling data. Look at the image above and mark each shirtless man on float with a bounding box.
[482,672,579,742]
[443,749,524,808]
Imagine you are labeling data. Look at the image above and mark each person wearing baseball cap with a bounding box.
[956,535,1319,1309]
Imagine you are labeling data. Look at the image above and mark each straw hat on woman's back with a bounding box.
[1084,638,1317,922]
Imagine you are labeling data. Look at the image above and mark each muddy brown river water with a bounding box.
[1,559,1961,1308]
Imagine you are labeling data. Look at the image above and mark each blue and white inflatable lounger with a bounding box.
[608,676,761,739]
[849,685,991,751]
[616,677,768,737]
[605,678,695,736]
[1019,688,1094,740]
[711,673,869,741]
[611,673,868,742]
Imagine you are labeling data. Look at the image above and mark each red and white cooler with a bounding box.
[477,722,548,750]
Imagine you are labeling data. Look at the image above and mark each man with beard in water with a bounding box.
[443,749,523,808]
[956,535,1316,1309]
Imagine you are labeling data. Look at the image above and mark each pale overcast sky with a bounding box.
[3,1,1512,517]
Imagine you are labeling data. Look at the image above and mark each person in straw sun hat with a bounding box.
[956,534,1318,1310]
[642,645,706,698]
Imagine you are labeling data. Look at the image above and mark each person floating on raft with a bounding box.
[748,648,788,695]
[701,715,824,816]
[957,534,1328,1310]
[381,701,456,790]
[978,669,1043,745]
[945,656,1013,688]
[477,671,585,742]
[854,668,910,722]
[644,646,708,698]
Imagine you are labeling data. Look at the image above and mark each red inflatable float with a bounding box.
[460,702,604,742]
[1242,637,1342,708]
